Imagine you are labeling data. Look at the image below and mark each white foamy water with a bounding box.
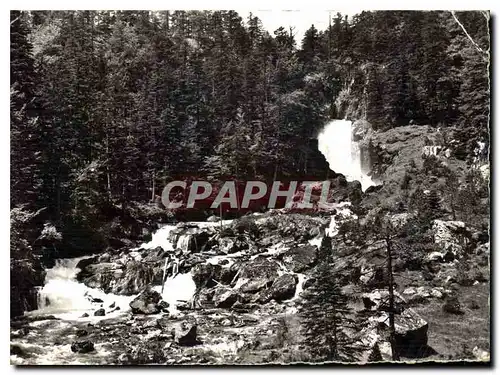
[176,234,191,252]
[153,272,197,314]
[317,119,375,191]
[290,273,307,302]
[33,258,134,320]
[30,220,237,322]
[140,224,177,250]
[140,220,234,251]
[325,201,358,237]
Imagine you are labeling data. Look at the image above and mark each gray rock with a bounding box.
[281,245,318,272]
[212,287,239,308]
[403,286,447,302]
[257,274,297,303]
[75,329,88,337]
[361,289,406,312]
[237,257,280,293]
[472,346,490,361]
[432,220,471,259]
[174,322,198,346]
[191,263,220,289]
[369,308,429,357]
[10,344,24,357]
[443,295,463,315]
[71,340,95,354]
[94,308,105,316]
[393,308,428,356]
[129,287,163,315]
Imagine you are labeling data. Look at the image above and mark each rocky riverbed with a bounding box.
[10,203,490,365]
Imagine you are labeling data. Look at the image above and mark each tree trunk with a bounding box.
[151,170,155,202]
[106,133,111,198]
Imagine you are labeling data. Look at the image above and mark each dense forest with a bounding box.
[11,10,489,219]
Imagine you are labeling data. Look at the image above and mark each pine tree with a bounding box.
[299,236,360,362]
[10,11,44,208]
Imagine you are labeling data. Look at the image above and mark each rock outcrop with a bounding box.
[236,257,280,294]
[174,322,198,346]
[281,245,318,273]
[130,288,168,315]
[257,274,297,303]
[432,220,471,260]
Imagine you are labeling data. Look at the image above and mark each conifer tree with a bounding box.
[299,236,360,362]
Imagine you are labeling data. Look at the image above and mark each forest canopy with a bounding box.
[11,10,490,224]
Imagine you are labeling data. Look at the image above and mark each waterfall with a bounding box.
[317,119,375,191]
[154,273,196,314]
[140,225,177,250]
[176,234,191,252]
[30,221,230,320]
[34,258,134,319]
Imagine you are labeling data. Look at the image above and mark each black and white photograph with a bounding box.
[9,9,491,365]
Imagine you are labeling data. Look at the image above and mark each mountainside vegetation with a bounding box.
[11,10,490,353]
[11,10,489,221]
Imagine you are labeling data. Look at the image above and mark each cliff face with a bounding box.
[350,121,490,224]
[351,121,474,185]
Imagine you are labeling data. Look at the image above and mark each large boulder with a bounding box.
[94,308,106,316]
[442,294,464,315]
[212,286,239,308]
[217,235,250,255]
[191,263,237,289]
[129,287,165,314]
[237,257,280,293]
[432,220,471,259]
[174,321,198,346]
[402,286,448,303]
[281,245,318,273]
[218,237,237,254]
[191,263,219,289]
[370,308,429,357]
[78,262,122,288]
[78,253,165,296]
[75,256,99,276]
[257,274,298,303]
[71,340,95,354]
[113,260,162,295]
[394,309,429,356]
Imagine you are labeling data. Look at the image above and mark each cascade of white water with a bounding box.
[31,221,234,320]
[317,119,375,191]
[34,258,134,320]
[176,234,191,252]
[140,225,177,251]
[153,270,196,314]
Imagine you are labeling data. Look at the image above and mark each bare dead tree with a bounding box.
[450,11,489,58]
